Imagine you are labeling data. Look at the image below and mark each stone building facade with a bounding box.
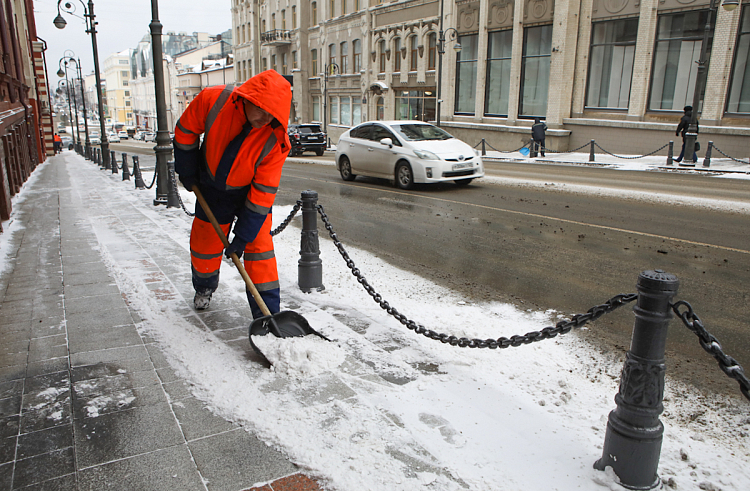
[231,0,750,158]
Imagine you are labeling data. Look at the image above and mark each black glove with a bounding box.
[179,174,197,192]
[225,237,247,260]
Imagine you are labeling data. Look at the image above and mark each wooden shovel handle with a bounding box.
[192,185,272,316]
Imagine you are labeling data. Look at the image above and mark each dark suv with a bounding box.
[288,124,326,156]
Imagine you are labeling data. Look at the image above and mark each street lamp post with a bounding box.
[57,81,74,147]
[682,0,738,165]
[435,0,461,127]
[322,63,340,147]
[59,67,80,152]
[54,0,110,170]
[149,0,176,206]
[58,54,90,158]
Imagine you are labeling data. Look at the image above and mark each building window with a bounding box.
[121,70,129,78]
[272,54,277,72]
[330,0,335,18]
[312,2,317,25]
[124,90,130,96]
[119,59,128,65]
[396,90,435,121]
[271,13,276,30]
[485,30,513,117]
[410,36,418,71]
[379,40,386,73]
[519,25,552,117]
[353,39,362,72]
[313,96,321,121]
[282,53,288,74]
[329,43,337,70]
[262,57,268,71]
[650,10,714,111]
[455,34,478,114]
[123,81,128,86]
[312,49,318,75]
[125,100,131,106]
[262,19,266,32]
[330,97,339,124]
[394,38,402,72]
[377,97,384,120]
[355,0,360,11]
[342,0,347,16]
[293,50,298,70]
[340,96,351,125]
[428,33,437,70]
[586,18,637,109]
[281,10,286,30]
[353,98,362,125]
[340,41,349,73]
[292,6,297,29]
[727,5,750,113]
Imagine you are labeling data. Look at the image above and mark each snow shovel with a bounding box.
[191,186,329,363]
[519,145,530,157]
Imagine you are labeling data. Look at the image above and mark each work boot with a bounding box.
[194,290,212,310]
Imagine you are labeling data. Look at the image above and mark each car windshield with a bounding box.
[299,126,321,134]
[392,124,453,141]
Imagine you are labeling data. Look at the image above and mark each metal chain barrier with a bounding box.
[316,203,636,348]
[672,300,750,402]
[169,170,195,217]
[594,142,669,160]
[709,142,750,164]
[541,141,592,155]
[270,201,301,236]
[143,165,158,189]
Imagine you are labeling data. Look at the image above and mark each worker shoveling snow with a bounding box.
[251,333,346,377]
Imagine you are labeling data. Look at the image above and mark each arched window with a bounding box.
[312,2,318,25]
[377,97,384,120]
[410,36,418,71]
[353,39,362,72]
[394,38,402,72]
[329,43,337,70]
[379,39,386,73]
[340,41,349,73]
[311,49,318,75]
[428,33,437,70]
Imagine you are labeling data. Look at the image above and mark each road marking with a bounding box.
[296,176,750,255]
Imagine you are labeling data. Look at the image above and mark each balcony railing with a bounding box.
[260,29,291,46]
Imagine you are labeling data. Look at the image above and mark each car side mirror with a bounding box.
[380,137,393,148]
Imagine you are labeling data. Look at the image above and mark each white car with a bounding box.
[118,131,128,140]
[109,132,120,143]
[335,121,484,189]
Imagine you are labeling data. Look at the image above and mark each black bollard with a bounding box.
[132,156,146,189]
[111,150,118,174]
[594,270,679,490]
[481,138,486,156]
[703,141,713,168]
[101,148,109,170]
[110,151,116,170]
[166,161,180,208]
[667,141,673,166]
[589,139,595,162]
[121,153,131,181]
[298,190,324,292]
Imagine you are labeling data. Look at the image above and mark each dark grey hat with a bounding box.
[684,105,693,112]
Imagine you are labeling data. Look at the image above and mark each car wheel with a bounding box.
[339,156,356,181]
[315,148,325,156]
[395,161,414,190]
[454,178,473,186]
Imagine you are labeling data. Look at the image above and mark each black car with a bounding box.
[288,124,326,156]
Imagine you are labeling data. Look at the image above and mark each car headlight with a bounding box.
[413,149,440,160]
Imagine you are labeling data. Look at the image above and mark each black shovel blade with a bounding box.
[248,311,330,364]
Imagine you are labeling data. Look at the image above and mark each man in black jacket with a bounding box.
[675,105,698,163]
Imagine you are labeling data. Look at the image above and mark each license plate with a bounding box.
[452,162,472,170]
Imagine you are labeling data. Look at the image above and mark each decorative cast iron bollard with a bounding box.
[594,270,679,490]
[121,153,131,181]
[703,141,713,168]
[666,141,673,166]
[166,161,180,208]
[589,140,596,162]
[298,190,324,292]
[110,151,116,169]
[132,156,146,189]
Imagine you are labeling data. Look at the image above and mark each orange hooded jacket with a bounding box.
[174,70,292,242]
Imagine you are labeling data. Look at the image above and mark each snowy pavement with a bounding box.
[1,152,748,491]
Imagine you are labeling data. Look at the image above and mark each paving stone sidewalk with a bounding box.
[0,154,322,491]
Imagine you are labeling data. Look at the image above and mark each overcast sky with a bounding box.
[35,0,232,82]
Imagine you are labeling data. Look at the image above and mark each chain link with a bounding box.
[317,203,636,349]
[594,142,669,160]
[169,170,195,217]
[672,301,750,402]
[709,143,750,164]
[271,201,301,236]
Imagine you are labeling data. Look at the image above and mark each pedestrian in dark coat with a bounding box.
[675,105,698,163]
[531,118,547,157]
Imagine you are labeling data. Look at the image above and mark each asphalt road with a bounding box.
[275,157,750,399]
